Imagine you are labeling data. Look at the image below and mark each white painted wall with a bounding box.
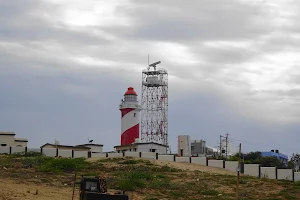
[175,157,190,163]
[137,143,167,154]
[11,147,25,154]
[124,152,140,157]
[42,148,57,157]
[158,155,174,162]
[208,160,224,168]
[108,153,123,158]
[244,164,260,177]
[141,152,156,159]
[81,145,103,153]
[91,153,107,158]
[58,149,72,158]
[191,157,207,165]
[261,167,276,179]
[277,169,293,181]
[27,148,40,153]
[0,134,15,146]
[225,161,239,173]
[0,147,10,154]
[295,172,300,182]
[178,135,191,156]
[14,141,28,147]
[74,151,88,158]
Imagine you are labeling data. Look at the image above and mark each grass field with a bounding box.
[0,154,300,199]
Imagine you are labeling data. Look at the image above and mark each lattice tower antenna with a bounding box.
[141,60,169,153]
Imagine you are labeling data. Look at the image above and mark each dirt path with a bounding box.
[0,179,74,200]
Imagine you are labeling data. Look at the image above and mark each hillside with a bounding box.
[0,154,300,200]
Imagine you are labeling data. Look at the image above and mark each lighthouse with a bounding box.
[119,87,141,145]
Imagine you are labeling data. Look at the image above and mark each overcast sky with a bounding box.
[1,0,300,156]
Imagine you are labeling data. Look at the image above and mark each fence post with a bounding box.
[258,164,261,178]
[122,152,125,157]
[223,160,225,168]
[9,146,12,154]
[173,155,176,162]
[56,148,59,157]
[40,148,43,155]
[293,169,295,182]
[240,162,244,174]
[189,157,192,163]
[88,151,91,158]
[275,167,278,179]
[72,150,74,158]
[139,152,142,158]
[206,157,208,166]
[156,153,158,160]
[106,153,108,158]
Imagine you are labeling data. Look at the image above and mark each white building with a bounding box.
[75,144,103,153]
[114,142,168,154]
[0,132,28,147]
[178,135,191,156]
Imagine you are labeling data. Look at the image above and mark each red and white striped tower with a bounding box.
[119,87,142,145]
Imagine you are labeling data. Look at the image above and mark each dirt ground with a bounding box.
[88,157,237,175]
[0,178,74,200]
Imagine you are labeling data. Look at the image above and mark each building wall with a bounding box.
[0,135,15,146]
[191,140,206,155]
[178,135,191,156]
[14,141,28,147]
[81,145,103,153]
[42,144,88,151]
[116,145,138,152]
[137,143,167,154]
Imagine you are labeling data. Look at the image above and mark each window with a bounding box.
[134,113,136,117]
[1,144,7,147]
[134,148,137,152]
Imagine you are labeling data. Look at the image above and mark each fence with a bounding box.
[0,146,298,182]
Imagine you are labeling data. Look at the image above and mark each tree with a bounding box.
[291,153,300,171]
[258,156,285,168]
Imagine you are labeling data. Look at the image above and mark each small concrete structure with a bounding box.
[75,144,103,153]
[0,132,28,147]
[178,135,191,156]
[40,143,90,151]
[114,142,168,154]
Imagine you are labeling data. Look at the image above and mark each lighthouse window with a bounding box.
[134,113,136,117]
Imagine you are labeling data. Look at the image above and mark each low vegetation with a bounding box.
[1,153,300,199]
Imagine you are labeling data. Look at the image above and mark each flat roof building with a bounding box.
[0,132,28,147]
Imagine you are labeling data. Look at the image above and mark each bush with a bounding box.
[38,157,88,172]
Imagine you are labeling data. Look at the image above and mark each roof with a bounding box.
[124,87,137,96]
[76,144,103,147]
[0,132,16,136]
[114,142,168,148]
[40,143,91,150]
[14,138,28,142]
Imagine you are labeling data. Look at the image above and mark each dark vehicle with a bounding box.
[75,176,129,200]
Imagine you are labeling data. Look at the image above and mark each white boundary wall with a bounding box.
[158,155,174,162]
[42,148,57,157]
[244,164,260,177]
[0,147,10,154]
[191,157,207,165]
[175,157,190,163]
[261,167,276,179]
[124,152,140,157]
[58,149,72,158]
[277,169,293,181]
[208,160,224,168]
[27,148,40,153]
[74,151,88,158]
[141,152,156,159]
[107,153,123,158]
[11,147,26,154]
[91,153,107,158]
[295,172,300,182]
[225,161,239,173]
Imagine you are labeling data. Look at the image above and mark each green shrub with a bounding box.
[38,157,88,172]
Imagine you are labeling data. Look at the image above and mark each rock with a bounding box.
[3,166,7,170]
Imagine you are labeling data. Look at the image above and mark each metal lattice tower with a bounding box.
[141,61,168,151]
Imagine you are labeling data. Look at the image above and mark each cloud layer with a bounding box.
[0,0,299,155]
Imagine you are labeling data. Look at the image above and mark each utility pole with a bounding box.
[219,135,222,157]
[225,133,229,160]
[236,143,241,200]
